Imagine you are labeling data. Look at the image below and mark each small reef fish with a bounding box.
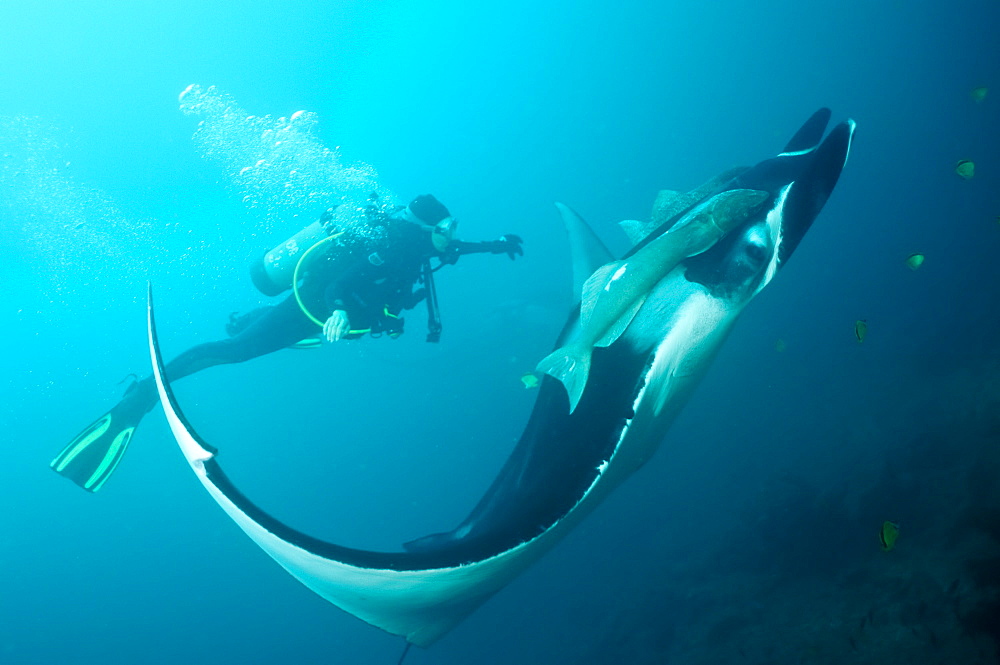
[905,253,925,271]
[955,160,975,180]
[855,319,868,343]
[879,520,900,551]
[971,86,988,103]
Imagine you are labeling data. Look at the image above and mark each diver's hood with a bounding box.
[398,204,432,227]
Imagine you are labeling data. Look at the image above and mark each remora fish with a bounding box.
[536,188,768,412]
[147,108,855,649]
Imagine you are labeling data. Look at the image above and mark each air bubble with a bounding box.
[178,84,398,236]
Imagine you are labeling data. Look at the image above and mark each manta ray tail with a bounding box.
[535,344,591,413]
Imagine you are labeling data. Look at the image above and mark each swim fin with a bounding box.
[50,384,154,492]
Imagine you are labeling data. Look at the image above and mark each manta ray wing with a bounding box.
[146,285,628,647]
[147,286,532,646]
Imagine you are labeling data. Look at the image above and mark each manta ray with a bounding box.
[147,108,855,648]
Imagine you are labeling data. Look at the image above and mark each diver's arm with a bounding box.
[304,254,366,341]
[441,235,524,264]
[319,256,369,314]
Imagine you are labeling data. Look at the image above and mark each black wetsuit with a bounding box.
[299,214,437,335]
[124,213,511,414]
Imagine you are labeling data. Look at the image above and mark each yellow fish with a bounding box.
[955,160,975,180]
[879,521,900,551]
[905,253,925,271]
[520,372,540,389]
[775,339,787,353]
[971,86,988,103]
[855,319,868,343]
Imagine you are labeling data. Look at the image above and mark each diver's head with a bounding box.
[401,194,458,251]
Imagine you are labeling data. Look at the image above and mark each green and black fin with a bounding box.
[50,394,150,492]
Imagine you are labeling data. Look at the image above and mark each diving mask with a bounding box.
[431,216,458,251]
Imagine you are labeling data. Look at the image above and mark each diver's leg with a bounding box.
[128,296,317,412]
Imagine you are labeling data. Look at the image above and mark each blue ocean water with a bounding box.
[2,1,999,663]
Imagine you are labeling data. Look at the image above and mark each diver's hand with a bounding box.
[323,310,351,342]
[496,234,523,260]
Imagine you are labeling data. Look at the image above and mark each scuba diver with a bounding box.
[51,194,523,492]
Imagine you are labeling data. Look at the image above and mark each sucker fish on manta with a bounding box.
[536,187,768,413]
[147,108,855,649]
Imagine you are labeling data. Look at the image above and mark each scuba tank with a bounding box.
[249,217,332,296]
